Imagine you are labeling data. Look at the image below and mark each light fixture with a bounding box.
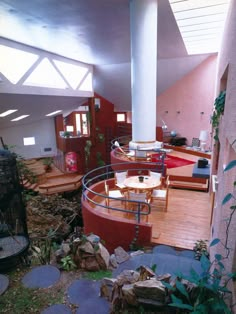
[11,115,29,121]
[0,109,18,117]
[161,118,168,130]
[46,110,62,117]
[199,130,208,152]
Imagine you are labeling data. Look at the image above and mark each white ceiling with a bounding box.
[0,0,230,129]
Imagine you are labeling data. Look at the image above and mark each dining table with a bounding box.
[123,175,161,192]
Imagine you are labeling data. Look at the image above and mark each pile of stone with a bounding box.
[101,267,173,312]
[26,194,82,239]
[54,234,131,272]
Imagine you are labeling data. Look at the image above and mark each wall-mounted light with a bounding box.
[94,98,101,112]
[200,111,204,115]
[177,111,180,114]
[165,110,168,114]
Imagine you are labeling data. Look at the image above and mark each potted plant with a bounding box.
[42,157,53,172]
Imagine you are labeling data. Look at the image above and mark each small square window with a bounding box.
[23,137,35,146]
[117,113,126,122]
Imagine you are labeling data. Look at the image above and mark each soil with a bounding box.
[0,263,84,314]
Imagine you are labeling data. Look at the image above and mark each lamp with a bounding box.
[199,130,208,152]
[161,118,168,130]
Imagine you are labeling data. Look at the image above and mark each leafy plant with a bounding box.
[211,90,226,141]
[60,255,76,271]
[193,239,209,260]
[163,157,236,313]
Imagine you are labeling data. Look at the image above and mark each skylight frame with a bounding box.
[169,0,230,55]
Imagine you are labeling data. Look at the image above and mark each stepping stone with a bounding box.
[0,274,9,295]
[178,250,195,259]
[67,279,101,306]
[41,304,72,314]
[75,297,110,313]
[152,245,178,255]
[22,265,60,288]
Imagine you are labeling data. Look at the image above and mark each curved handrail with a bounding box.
[82,162,157,223]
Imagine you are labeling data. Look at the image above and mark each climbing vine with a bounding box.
[211,90,226,141]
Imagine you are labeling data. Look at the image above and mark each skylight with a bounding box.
[53,60,88,90]
[11,115,29,121]
[0,109,18,117]
[169,0,230,54]
[23,58,68,89]
[46,110,62,117]
[0,45,38,84]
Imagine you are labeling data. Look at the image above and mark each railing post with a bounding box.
[137,203,141,223]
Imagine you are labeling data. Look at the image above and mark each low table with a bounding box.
[192,163,210,179]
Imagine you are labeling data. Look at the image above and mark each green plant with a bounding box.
[84,140,92,171]
[96,151,105,167]
[60,255,76,271]
[211,90,226,141]
[193,239,209,260]
[162,157,236,313]
[83,269,112,280]
[63,131,71,138]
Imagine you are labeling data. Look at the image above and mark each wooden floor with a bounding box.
[26,151,212,250]
[92,187,211,250]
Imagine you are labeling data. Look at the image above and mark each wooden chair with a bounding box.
[115,171,127,190]
[150,171,162,180]
[104,181,124,210]
[127,191,150,222]
[150,176,169,212]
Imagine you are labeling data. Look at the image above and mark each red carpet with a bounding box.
[164,155,195,168]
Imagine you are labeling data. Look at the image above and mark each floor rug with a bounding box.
[165,155,195,169]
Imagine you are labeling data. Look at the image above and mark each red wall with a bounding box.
[157,55,217,147]
[82,180,152,252]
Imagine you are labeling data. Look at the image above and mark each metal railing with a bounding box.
[82,162,162,223]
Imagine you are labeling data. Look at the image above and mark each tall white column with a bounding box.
[129,0,158,150]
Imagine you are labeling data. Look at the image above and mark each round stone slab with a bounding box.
[76,297,110,313]
[41,304,72,314]
[22,265,60,288]
[67,279,101,305]
[0,274,9,295]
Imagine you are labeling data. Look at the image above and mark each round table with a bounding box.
[124,175,161,192]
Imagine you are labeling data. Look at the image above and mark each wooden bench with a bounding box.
[168,175,209,192]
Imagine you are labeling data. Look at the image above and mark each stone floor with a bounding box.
[0,245,200,313]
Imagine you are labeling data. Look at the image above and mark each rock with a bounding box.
[133,279,166,303]
[100,278,117,300]
[114,246,130,264]
[156,273,171,283]
[130,250,144,257]
[87,234,100,243]
[78,241,94,254]
[109,254,118,268]
[139,265,156,280]
[95,243,110,270]
[122,284,138,306]
[117,270,140,285]
[61,242,71,255]
[84,256,100,271]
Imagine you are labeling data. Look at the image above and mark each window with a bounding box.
[75,113,89,136]
[117,113,126,122]
[23,137,35,146]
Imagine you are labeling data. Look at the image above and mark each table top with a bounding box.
[124,175,161,191]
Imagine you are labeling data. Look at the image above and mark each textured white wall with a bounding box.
[0,118,57,159]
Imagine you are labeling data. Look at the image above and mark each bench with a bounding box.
[169,175,209,192]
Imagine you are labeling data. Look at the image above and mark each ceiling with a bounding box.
[0,0,230,129]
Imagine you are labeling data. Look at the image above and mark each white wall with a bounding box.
[0,118,57,159]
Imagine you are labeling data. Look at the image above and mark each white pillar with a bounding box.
[129,0,158,150]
